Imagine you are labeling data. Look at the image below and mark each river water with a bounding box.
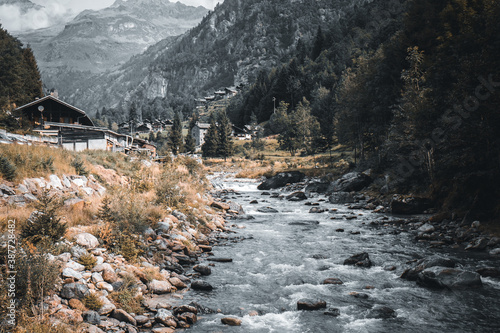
[171,176,500,333]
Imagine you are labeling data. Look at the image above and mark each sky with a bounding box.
[0,0,219,32]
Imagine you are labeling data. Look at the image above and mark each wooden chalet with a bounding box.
[15,96,155,154]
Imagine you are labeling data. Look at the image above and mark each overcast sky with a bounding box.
[0,0,219,32]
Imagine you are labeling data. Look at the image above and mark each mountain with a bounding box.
[14,0,208,103]
[0,0,41,13]
[62,0,370,120]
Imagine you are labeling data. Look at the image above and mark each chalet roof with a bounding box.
[15,95,94,126]
[17,95,86,116]
[225,87,238,93]
[214,90,226,95]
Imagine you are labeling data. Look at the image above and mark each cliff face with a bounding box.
[59,0,369,117]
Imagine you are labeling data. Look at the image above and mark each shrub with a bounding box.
[109,274,144,314]
[83,293,103,311]
[16,247,61,310]
[20,190,66,246]
[118,234,141,262]
[77,253,97,270]
[0,155,16,181]
[71,156,88,176]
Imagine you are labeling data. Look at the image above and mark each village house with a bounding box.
[192,122,210,147]
[15,95,155,154]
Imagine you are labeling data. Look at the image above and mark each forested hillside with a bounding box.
[0,25,42,130]
[228,0,500,221]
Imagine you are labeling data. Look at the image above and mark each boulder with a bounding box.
[102,269,119,283]
[367,305,397,319]
[257,171,306,190]
[177,312,197,325]
[83,311,101,325]
[309,207,327,213]
[66,260,86,272]
[221,317,242,326]
[343,252,372,268]
[329,192,355,204]
[0,184,16,195]
[48,175,63,189]
[75,233,99,249]
[418,223,435,234]
[111,309,137,326]
[193,265,211,276]
[465,238,489,251]
[286,191,307,202]
[54,308,83,323]
[476,267,500,278]
[191,280,213,291]
[329,172,372,192]
[323,278,343,285]
[98,303,116,316]
[91,272,104,284]
[69,298,86,311]
[304,181,331,194]
[62,268,83,280]
[60,283,90,300]
[297,299,327,310]
[148,280,172,294]
[96,282,114,292]
[169,277,187,289]
[416,266,482,289]
[173,305,198,316]
[207,258,233,263]
[257,207,279,213]
[155,309,177,327]
[401,256,457,281]
[64,198,85,210]
[391,196,433,215]
[135,315,150,326]
[211,201,230,210]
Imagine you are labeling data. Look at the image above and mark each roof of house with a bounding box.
[15,95,94,126]
[194,122,211,129]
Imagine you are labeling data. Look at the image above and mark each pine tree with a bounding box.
[201,116,219,158]
[311,26,325,60]
[168,112,183,155]
[21,190,66,245]
[128,103,138,134]
[217,111,234,161]
[184,127,196,153]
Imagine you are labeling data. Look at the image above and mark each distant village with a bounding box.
[0,86,254,157]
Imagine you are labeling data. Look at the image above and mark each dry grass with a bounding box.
[0,144,76,181]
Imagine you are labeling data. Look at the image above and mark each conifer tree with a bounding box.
[201,116,219,158]
[217,111,234,160]
[184,127,196,153]
[168,112,183,155]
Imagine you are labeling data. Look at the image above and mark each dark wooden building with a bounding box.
[16,95,94,128]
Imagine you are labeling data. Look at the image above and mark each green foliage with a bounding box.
[77,253,97,270]
[20,190,66,246]
[117,234,141,262]
[15,247,61,310]
[109,274,144,314]
[201,116,219,158]
[0,26,42,111]
[168,112,184,155]
[0,155,16,181]
[71,156,88,176]
[83,293,103,311]
[217,111,234,160]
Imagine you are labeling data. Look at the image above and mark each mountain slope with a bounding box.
[15,0,208,104]
[68,0,370,118]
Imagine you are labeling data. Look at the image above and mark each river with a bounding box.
[166,176,500,333]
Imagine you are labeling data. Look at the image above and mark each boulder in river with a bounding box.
[297,299,327,310]
[258,207,279,213]
[416,266,482,289]
[193,265,212,276]
[401,256,457,281]
[329,172,372,192]
[257,171,306,190]
[329,192,355,204]
[221,317,242,326]
[286,191,308,201]
[367,305,397,319]
[476,267,500,278]
[324,308,341,317]
[191,280,213,291]
[305,181,331,194]
[323,278,344,285]
[343,252,372,268]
